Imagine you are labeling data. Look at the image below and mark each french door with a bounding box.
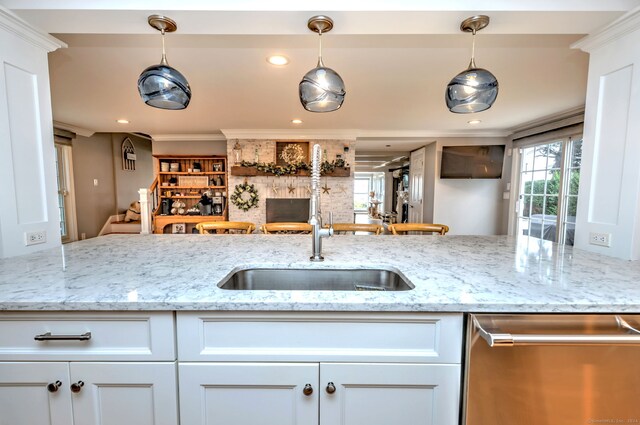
[516,136,582,245]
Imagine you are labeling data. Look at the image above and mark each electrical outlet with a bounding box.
[25,230,46,246]
[589,232,611,247]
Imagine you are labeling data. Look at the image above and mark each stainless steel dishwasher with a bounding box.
[464,314,640,425]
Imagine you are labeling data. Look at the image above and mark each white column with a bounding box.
[0,7,66,258]
[138,188,152,234]
[572,7,640,260]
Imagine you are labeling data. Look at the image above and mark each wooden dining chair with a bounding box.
[260,222,312,234]
[196,221,255,234]
[388,223,449,235]
[329,223,383,235]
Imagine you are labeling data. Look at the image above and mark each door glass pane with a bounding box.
[561,138,582,246]
[518,137,582,246]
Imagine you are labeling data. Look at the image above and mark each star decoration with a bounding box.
[322,183,331,194]
[288,184,296,194]
[271,182,279,195]
[338,185,347,194]
[305,184,312,195]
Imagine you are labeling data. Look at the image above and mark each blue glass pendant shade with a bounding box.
[445,65,498,113]
[138,63,191,110]
[299,61,346,113]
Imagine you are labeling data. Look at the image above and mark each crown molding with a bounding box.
[0,6,66,52]
[221,129,359,140]
[53,120,94,138]
[572,6,640,52]
[508,106,584,135]
[221,128,509,140]
[151,133,227,142]
[355,129,511,139]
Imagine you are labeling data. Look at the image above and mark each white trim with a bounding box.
[0,6,66,52]
[151,133,227,142]
[508,106,584,136]
[53,120,95,138]
[356,129,511,138]
[222,129,509,140]
[61,145,78,242]
[221,129,359,140]
[572,6,640,52]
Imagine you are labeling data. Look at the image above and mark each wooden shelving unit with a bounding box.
[153,155,228,234]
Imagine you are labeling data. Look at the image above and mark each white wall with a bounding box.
[423,142,437,224]
[0,9,65,258]
[573,10,640,260]
[432,137,512,235]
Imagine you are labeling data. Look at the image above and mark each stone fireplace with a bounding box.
[226,139,355,230]
[266,198,310,223]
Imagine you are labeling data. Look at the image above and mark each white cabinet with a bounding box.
[0,312,178,425]
[0,362,73,425]
[177,312,463,425]
[179,363,319,425]
[320,363,460,425]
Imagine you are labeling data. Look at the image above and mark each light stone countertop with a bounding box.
[0,234,639,312]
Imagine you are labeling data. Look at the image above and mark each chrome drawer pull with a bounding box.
[34,332,92,341]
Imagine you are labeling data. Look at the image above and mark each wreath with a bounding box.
[280,144,305,165]
[230,182,259,211]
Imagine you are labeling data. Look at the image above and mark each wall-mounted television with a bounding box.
[440,145,506,179]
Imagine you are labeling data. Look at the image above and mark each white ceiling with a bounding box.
[6,1,640,151]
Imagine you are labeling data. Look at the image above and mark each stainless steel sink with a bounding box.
[218,268,413,291]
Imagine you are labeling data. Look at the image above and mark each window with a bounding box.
[517,136,582,245]
[353,172,385,213]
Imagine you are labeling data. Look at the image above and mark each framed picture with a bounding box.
[276,141,309,166]
[172,223,186,234]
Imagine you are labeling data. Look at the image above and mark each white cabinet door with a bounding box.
[70,362,178,425]
[320,363,460,425]
[179,363,319,425]
[0,362,73,425]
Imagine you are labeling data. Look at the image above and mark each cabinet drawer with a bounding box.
[177,312,462,363]
[0,312,175,361]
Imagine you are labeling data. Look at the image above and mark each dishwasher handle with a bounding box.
[472,315,640,347]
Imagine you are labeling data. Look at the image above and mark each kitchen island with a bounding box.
[0,234,638,312]
[1,234,639,425]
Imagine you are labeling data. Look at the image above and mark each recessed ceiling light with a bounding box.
[467,120,482,125]
[267,55,289,66]
[291,119,303,124]
[116,119,130,124]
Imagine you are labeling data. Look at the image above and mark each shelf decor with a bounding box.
[231,182,259,212]
[232,159,349,177]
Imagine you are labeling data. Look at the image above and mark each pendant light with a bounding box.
[445,15,498,114]
[138,15,191,110]
[299,15,346,113]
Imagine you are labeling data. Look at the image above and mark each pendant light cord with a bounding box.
[469,29,477,69]
[160,29,168,65]
[317,30,324,67]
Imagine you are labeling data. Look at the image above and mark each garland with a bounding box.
[239,159,345,176]
[230,182,259,211]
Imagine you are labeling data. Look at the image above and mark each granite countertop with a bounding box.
[0,234,639,312]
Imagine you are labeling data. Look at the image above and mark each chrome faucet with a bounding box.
[309,144,333,261]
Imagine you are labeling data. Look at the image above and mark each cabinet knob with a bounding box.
[303,384,313,396]
[47,380,62,393]
[326,382,336,394]
[70,381,84,393]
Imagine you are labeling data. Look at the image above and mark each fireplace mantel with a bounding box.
[230,166,350,177]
